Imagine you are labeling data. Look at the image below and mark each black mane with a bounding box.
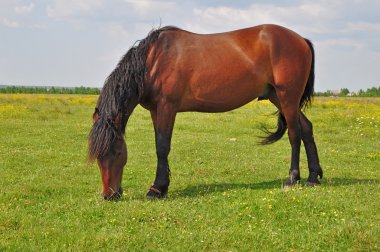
[88,26,178,161]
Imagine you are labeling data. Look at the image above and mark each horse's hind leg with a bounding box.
[281,104,302,188]
[267,91,301,187]
[300,112,323,185]
[269,91,323,187]
[146,102,176,199]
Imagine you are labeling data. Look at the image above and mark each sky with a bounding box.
[1,0,380,91]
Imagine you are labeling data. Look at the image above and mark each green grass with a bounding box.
[0,94,379,251]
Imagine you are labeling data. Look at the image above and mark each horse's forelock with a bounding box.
[88,118,118,161]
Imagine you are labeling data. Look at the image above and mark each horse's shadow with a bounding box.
[172,177,379,198]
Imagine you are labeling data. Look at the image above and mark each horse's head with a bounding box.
[97,136,127,200]
[89,108,127,200]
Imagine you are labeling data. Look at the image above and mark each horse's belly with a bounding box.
[181,74,266,112]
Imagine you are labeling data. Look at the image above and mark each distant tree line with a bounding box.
[0,86,100,95]
[1,85,379,97]
[315,86,380,97]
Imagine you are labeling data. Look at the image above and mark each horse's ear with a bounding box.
[114,114,122,128]
[93,108,100,123]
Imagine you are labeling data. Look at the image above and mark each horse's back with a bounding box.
[144,25,311,112]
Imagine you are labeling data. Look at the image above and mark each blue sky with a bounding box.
[1,0,380,91]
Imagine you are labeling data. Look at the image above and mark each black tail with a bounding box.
[260,38,315,145]
[260,112,287,145]
[301,38,315,109]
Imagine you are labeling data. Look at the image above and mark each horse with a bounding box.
[88,24,323,200]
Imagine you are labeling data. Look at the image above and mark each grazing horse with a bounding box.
[88,24,323,200]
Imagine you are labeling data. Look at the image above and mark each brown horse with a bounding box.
[88,24,323,200]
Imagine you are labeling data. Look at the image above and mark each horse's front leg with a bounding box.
[300,112,323,186]
[146,102,176,199]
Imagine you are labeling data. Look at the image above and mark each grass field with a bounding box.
[0,94,379,251]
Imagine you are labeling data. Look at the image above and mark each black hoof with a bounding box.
[305,181,321,187]
[146,186,167,200]
[306,169,323,186]
[283,174,301,191]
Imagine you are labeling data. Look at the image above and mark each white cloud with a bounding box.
[187,2,341,35]
[14,3,35,15]
[346,21,380,32]
[124,0,178,18]
[317,38,364,50]
[1,17,20,28]
[47,0,104,19]
[100,22,131,41]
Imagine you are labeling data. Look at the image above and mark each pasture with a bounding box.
[0,94,379,251]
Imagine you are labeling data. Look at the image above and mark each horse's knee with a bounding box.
[156,145,170,161]
[155,129,171,157]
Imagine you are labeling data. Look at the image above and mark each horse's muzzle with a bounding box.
[103,187,123,201]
